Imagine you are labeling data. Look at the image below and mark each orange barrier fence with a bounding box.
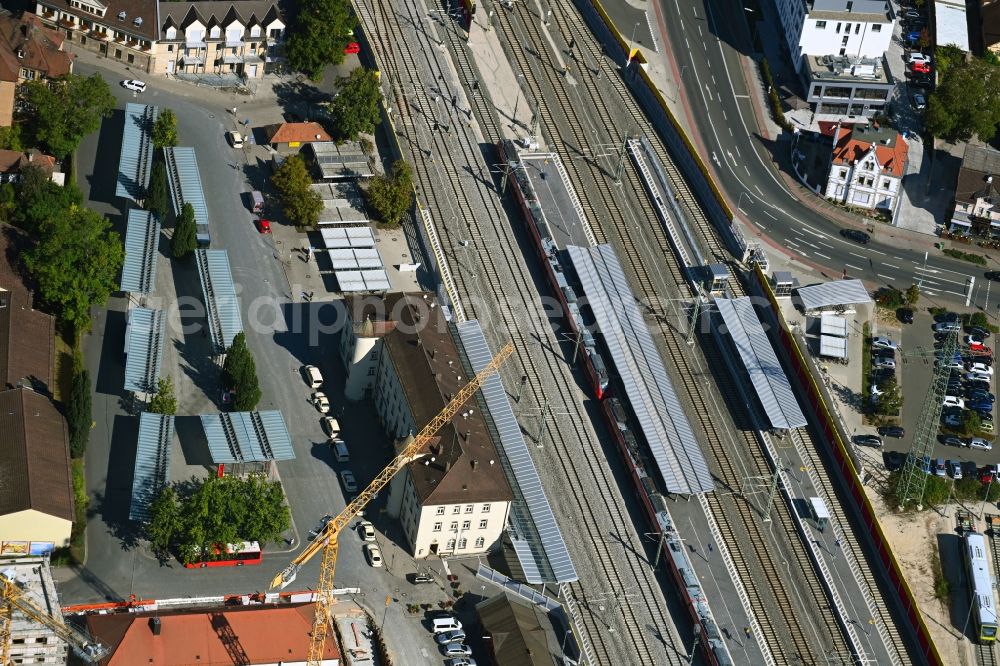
[751,264,942,665]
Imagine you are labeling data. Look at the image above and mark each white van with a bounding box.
[432,617,463,634]
[333,439,349,462]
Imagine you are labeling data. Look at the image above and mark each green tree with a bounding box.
[151,109,178,149]
[271,155,323,227]
[365,159,413,227]
[905,284,920,306]
[14,165,83,234]
[330,67,381,140]
[148,376,178,415]
[875,374,902,415]
[285,0,358,80]
[0,124,23,151]
[222,332,262,410]
[66,366,91,459]
[146,160,170,220]
[171,202,198,259]
[24,207,123,332]
[926,58,1000,142]
[148,486,181,557]
[21,73,115,158]
[964,410,983,437]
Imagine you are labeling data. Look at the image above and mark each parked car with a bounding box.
[911,61,931,74]
[910,77,934,91]
[898,308,914,324]
[226,130,244,148]
[973,438,996,451]
[935,321,961,333]
[255,217,272,234]
[970,363,994,376]
[967,390,995,402]
[970,400,994,413]
[321,416,341,438]
[855,434,883,448]
[121,79,147,92]
[939,359,965,369]
[937,312,961,323]
[840,228,870,244]
[941,436,966,447]
[977,411,995,423]
[944,396,966,408]
[904,30,921,43]
[963,461,980,479]
[878,426,905,438]
[303,365,324,388]
[950,460,963,479]
[912,93,926,110]
[357,520,376,542]
[446,659,478,666]
[364,543,383,567]
[344,41,361,55]
[908,52,931,64]
[340,470,358,493]
[874,357,896,370]
[904,9,923,19]
[884,451,906,471]
[410,572,435,584]
[943,413,963,427]
[934,458,947,477]
[986,271,1000,282]
[872,336,899,350]
[311,392,331,413]
[969,327,992,339]
[967,372,993,383]
[982,422,996,433]
[966,335,986,346]
[308,514,333,541]
[919,455,933,474]
[442,644,473,658]
[436,630,467,645]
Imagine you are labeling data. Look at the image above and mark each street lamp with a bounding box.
[627,22,640,64]
[744,7,758,48]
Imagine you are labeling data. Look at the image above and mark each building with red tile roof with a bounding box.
[0,11,74,126]
[823,123,908,215]
[84,603,341,665]
[264,121,332,148]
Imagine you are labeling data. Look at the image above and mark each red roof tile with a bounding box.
[86,604,340,666]
[265,122,332,145]
[830,126,908,178]
[0,12,74,83]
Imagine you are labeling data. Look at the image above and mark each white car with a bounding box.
[970,438,994,451]
[340,469,358,493]
[321,416,341,437]
[936,322,961,333]
[969,363,994,376]
[871,336,898,350]
[303,365,324,388]
[121,79,147,92]
[908,52,931,64]
[357,520,376,542]
[873,357,896,370]
[364,543,383,567]
[311,392,331,413]
[226,130,244,148]
[966,335,986,346]
[943,396,965,409]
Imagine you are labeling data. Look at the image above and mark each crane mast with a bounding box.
[271,341,513,665]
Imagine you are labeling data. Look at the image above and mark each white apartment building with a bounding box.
[776,0,894,72]
[824,123,908,212]
[338,293,513,559]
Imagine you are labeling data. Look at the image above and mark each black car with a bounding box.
[884,451,906,471]
[986,271,1000,282]
[963,461,980,478]
[978,411,995,422]
[969,326,992,339]
[898,308,914,324]
[840,228,871,244]
[941,436,965,447]
[878,426,905,438]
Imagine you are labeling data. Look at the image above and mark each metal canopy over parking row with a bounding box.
[455,319,577,584]
[820,335,848,359]
[116,103,158,202]
[567,244,714,495]
[163,147,210,244]
[129,413,174,522]
[819,314,849,338]
[120,209,160,294]
[200,411,295,464]
[196,250,243,354]
[715,297,808,430]
[795,279,872,312]
[317,226,390,292]
[320,226,376,248]
[123,307,166,394]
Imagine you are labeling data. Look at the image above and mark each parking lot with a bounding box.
[881,309,997,473]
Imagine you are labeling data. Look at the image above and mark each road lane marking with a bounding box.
[884,262,900,269]
[845,264,862,271]
[762,209,777,220]
[728,127,733,136]
[815,252,831,259]
[758,223,767,230]
[878,274,896,281]
[818,241,834,249]
[848,252,866,258]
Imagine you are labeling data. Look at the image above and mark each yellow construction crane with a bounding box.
[270,341,513,665]
[1,568,108,664]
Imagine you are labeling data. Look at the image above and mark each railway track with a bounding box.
[355,0,686,662]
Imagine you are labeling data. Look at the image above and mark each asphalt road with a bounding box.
[655,0,998,309]
[60,62,447,659]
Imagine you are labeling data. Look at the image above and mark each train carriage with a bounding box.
[965,533,999,642]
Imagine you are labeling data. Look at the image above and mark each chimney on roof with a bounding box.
[149,617,161,636]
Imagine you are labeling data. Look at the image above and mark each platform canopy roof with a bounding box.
[123,307,165,394]
[120,209,160,294]
[455,319,577,584]
[200,411,295,464]
[567,244,713,495]
[819,315,849,338]
[116,103,158,202]
[163,147,209,230]
[130,413,174,522]
[820,335,848,359]
[795,279,872,312]
[715,297,807,430]
[196,250,243,353]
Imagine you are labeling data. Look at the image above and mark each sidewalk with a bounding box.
[467,13,533,142]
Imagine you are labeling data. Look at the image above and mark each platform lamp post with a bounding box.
[744,8,758,50]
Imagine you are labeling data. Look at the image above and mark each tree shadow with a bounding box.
[94,304,127,397]
[86,107,126,208]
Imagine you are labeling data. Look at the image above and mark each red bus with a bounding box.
[184,541,263,568]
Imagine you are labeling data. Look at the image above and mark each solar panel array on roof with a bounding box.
[328,248,383,270]
[308,141,373,180]
[196,250,243,353]
[715,297,808,430]
[116,103,158,201]
[124,307,166,394]
[200,411,295,464]
[454,320,577,584]
[120,209,160,294]
[795,279,872,312]
[320,226,376,248]
[820,335,848,359]
[130,413,174,522]
[820,315,849,338]
[567,244,714,495]
[336,270,391,292]
[163,146,209,231]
